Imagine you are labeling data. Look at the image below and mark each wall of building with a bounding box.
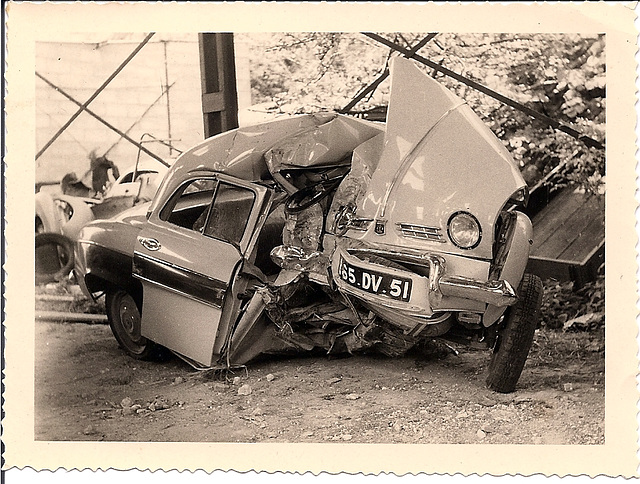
[36,33,251,184]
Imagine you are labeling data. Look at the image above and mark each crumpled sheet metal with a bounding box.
[282,203,324,251]
[264,116,382,176]
[148,114,338,215]
[258,282,378,355]
[270,245,330,284]
[326,132,385,234]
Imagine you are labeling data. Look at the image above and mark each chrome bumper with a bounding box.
[439,274,517,307]
[335,247,518,314]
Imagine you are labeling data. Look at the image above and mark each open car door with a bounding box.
[133,173,269,367]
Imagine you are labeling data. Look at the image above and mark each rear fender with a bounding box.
[483,211,533,326]
[82,254,142,308]
[35,192,62,233]
[61,197,95,240]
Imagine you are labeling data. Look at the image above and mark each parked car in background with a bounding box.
[36,160,167,238]
[75,57,543,393]
[35,157,168,284]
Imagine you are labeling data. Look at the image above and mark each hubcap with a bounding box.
[119,295,141,341]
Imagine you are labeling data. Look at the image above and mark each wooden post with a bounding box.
[198,33,239,139]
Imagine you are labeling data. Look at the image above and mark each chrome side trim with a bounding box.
[134,251,223,281]
[132,272,224,309]
[133,251,227,309]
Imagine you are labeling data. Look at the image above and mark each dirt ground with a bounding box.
[35,283,605,445]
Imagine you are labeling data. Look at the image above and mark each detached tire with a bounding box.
[35,232,75,285]
[106,289,162,360]
[486,273,543,393]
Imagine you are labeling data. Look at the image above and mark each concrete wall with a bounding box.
[36,34,251,184]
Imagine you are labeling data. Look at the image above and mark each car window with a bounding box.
[119,172,134,184]
[160,178,216,230]
[160,178,255,247]
[203,182,255,246]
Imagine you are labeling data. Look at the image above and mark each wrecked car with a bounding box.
[75,57,543,393]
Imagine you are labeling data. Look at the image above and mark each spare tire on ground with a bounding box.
[35,232,75,285]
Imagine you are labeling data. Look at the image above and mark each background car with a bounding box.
[35,159,168,284]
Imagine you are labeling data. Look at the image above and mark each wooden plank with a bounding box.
[557,212,605,262]
[530,188,584,250]
[527,240,604,287]
[531,186,579,226]
[533,193,603,260]
[526,256,574,282]
[36,311,108,323]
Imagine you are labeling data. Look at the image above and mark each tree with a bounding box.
[241,33,605,193]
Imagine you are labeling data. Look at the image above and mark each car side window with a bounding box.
[160,178,216,231]
[203,182,255,246]
[160,178,255,247]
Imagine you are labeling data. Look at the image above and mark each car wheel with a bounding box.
[35,232,75,285]
[486,273,543,393]
[106,289,160,360]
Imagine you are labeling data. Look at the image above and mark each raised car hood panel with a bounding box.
[355,57,525,259]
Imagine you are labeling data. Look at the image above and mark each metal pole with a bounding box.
[363,32,604,151]
[163,40,174,157]
[36,32,156,160]
[36,72,169,167]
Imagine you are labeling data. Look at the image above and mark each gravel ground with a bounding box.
[34,285,605,445]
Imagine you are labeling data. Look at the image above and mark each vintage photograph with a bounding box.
[4,1,638,479]
[33,31,606,445]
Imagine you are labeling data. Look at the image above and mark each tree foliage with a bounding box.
[240,33,605,193]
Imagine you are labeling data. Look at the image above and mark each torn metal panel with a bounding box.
[282,203,324,251]
[270,246,330,285]
[149,115,335,214]
[326,133,385,235]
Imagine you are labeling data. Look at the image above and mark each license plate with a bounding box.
[338,256,412,302]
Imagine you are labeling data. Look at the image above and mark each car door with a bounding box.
[133,173,269,367]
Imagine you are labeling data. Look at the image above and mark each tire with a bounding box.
[35,232,75,285]
[486,273,543,393]
[106,289,161,360]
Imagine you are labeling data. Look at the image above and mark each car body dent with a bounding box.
[355,58,525,260]
[149,114,382,215]
[483,211,533,326]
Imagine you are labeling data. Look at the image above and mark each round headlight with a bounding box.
[447,211,481,249]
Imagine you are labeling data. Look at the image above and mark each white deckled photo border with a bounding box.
[3,1,639,479]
